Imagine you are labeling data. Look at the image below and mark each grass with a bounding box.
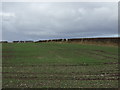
[2,42,119,88]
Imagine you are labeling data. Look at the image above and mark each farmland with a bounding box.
[2,42,119,88]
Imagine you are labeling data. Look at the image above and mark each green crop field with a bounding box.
[2,42,119,88]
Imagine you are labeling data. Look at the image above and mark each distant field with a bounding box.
[2,42,119,88]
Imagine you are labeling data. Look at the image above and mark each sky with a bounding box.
[1,2,118,41]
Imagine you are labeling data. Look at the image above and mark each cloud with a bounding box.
[2,2,118,41]
[0,3,2,41]
[0,12,15,21]
[0,12,15,17]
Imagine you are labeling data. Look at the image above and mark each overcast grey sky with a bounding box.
[1,2,118,41]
